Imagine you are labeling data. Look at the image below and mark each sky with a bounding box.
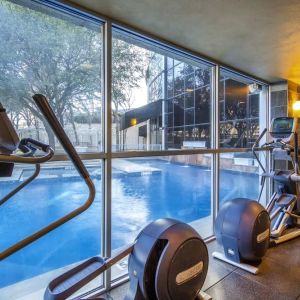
[130,78,148,108]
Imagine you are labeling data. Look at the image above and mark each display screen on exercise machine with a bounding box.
[270,117,297,140]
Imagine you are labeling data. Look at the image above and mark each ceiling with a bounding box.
[67,0,300,84]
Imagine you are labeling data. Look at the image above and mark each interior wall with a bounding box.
[270,83,288,170]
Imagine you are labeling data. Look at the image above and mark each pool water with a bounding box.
[0,158,259,288]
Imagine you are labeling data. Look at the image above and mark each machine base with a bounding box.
[90,290,211,300]
[198,291,212,300]
[271,228,300,245]
[212,251,259,274]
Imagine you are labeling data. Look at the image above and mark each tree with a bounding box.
[0,0,147,149]
[0,0,102,147]
[111,34,148,147]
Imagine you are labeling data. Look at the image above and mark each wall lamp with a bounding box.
[292,100,300,112]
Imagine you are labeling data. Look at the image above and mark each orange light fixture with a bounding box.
[293,100,300,112]
[130,118,137,126]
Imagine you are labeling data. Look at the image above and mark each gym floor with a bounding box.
[104,238,300,300]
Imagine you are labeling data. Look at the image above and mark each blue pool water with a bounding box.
[0,158,258,288]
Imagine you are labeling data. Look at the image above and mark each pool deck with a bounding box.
[0,159,161,184]
[113,159,161,175]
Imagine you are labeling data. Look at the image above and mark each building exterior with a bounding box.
[119,56,263,151]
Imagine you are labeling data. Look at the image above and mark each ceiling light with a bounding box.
[248,83,261,94]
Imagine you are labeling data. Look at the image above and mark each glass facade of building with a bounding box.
[219,70,267,148]
[112,31,213,152]
[155,58,212,149]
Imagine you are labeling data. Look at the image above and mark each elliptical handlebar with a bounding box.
[0,139,54,165]
[252,128,267,174]
[0,94,96,261]
[20,138,51,153]
[252,128,267,151]
[0,147,54,164]
[294,132,299,174]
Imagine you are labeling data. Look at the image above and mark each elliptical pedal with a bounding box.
[275,194,296,208]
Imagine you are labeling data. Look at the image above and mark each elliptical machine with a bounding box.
[45,218,210,300]
[213,116,300,274]
[1,95,211,300]
[254,117,300,245]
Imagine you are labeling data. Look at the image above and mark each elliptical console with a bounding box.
[270,117,297,142]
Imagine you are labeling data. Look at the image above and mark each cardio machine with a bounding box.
[253,116,300,245]
[1,95,211,300]
[213,116,300,274]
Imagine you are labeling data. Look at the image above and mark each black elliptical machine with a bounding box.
[213,116,300,274]
[45,218,210,300]
[255,117,300,245]
[0,95,211,300]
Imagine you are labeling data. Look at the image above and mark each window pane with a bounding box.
[185,91,194,109]
[0,160,103,298]
[0,0,103,297]
[185,109,195,125]
[174,97,185,126]
[219,70,267,148]
[219,152,266,207]
[111,155,213,280]
[0,0,103,154]
[112,29,212,151]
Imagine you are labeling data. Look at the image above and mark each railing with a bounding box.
[112,144,162,152]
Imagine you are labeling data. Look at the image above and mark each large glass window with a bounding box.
[0,161,103,298]
[219,69,267,148]
[112,29,213,152]
[0,0,270,298]
[0,0,103,298]
[111,154,213,280]
[0,0,103,153]
[219,152,263,207]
